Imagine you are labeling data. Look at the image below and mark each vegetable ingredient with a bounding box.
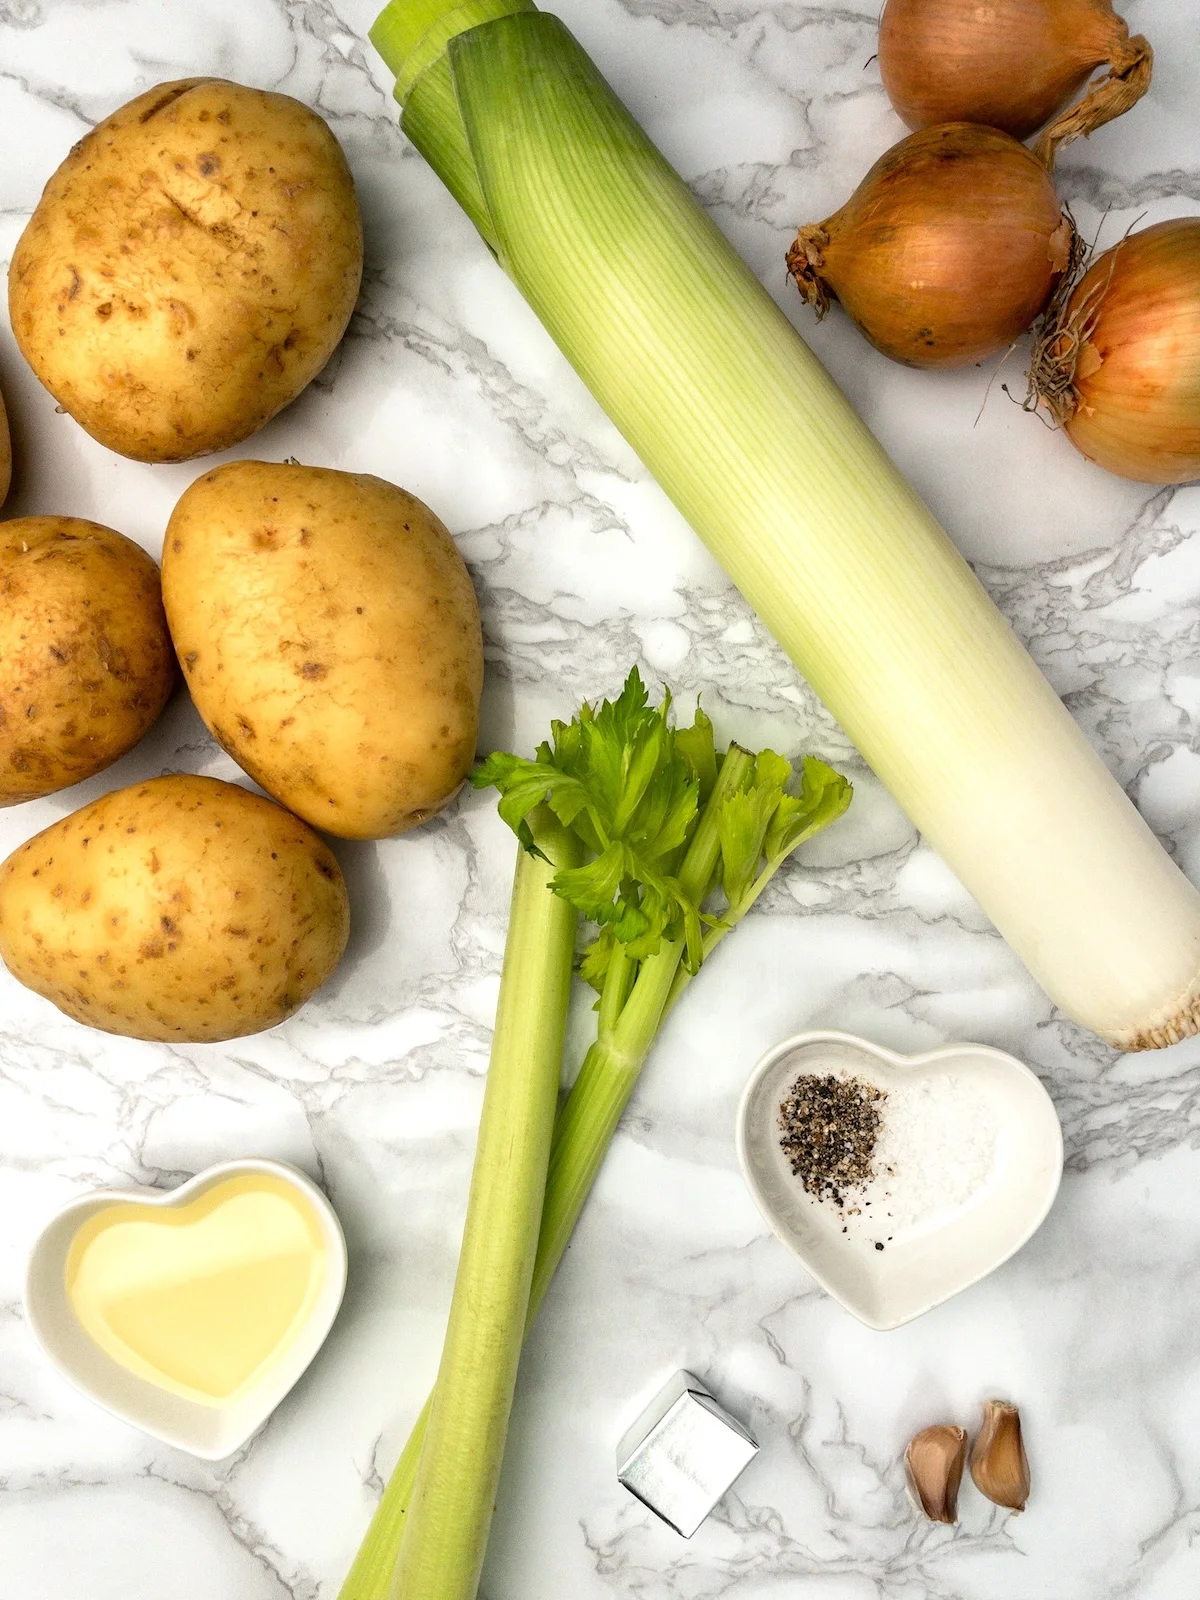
[1028,219,1200,484]
[367,0,1200,1052]
[8,79,362,463]
[162,461,483,839]
[387,807,582,1600]
[0,774,349,1042]
[66,1172,327,1407]
[0,385,10,508]
[339,669,851,1600]
[970,1399,1030,1511]
[879,0,1152,166]
[0,517,176,804]
[787,124,1074,369]
[905,1424,968,1523]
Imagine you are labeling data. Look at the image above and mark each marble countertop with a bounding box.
[3,1,1200,1595]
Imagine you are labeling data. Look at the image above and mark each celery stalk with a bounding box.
[368,0,1200,1051]
[340,671,852,1600]
[528,741,754,1304]
[339,743,842,1600]
[342,752,751,1600]
[386,808,581,1600]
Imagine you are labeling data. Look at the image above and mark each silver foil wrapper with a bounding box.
[615,1370,759,1537]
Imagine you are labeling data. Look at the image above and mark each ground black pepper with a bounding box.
[777,1071,887,1210]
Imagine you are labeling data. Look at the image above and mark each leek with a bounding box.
[340,675,850,1600]
[368,0,1200,1051]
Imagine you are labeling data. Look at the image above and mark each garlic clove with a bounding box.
[970,1399,1030,1512]
[905,1424,968,1523]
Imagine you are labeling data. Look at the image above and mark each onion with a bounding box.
[1029,219,1200,484]
[879,0,1152,165]
[787,124,1074,370]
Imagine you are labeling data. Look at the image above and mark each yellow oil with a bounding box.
[65,1172,327,1407]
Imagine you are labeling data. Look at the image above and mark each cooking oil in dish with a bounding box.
[65,1172,327,1407]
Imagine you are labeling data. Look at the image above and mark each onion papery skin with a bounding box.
[787,124,1072,370]
[879,0,1142,143]
[1036,220,1200,484]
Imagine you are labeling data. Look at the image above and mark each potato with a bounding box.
[8,79,362,463]
[0,384,11,508]
[0,775,349,1042]
[162,461,483,840]
[0,517,176,805]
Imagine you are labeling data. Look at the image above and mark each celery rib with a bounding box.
[338,750,755,1600]
[382,811,580,1600]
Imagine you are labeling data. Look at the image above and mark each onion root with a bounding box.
[1027,219,1200,483]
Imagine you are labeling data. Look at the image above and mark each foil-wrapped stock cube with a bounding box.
[615,1369,759,1538]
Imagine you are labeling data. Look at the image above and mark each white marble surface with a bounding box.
[2,1,1200,1595]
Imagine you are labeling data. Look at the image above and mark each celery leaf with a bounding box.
[475,674,850,985]
[474,669,704,957]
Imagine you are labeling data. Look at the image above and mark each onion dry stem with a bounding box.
[879,0,1152,168]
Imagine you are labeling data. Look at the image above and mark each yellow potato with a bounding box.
[0,385,10,508]
[0,517,176,805]
[8,79,362,463]
[0,775,349,1042]
[162,461,484,839]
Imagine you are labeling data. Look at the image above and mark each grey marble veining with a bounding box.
[2,0,1200,1596]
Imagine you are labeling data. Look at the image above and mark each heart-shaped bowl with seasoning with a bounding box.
[736,1030,1063,1330]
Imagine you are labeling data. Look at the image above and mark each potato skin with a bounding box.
[0,386,10,508]
[162,461,484,840]
[0,775,349,1042]
[8,79,362,463]
[0,517,176,805]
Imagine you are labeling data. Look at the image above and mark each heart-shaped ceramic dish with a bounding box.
[25,1158,346,1458]
[736,1031,1063,1330]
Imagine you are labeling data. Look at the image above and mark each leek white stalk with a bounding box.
[371,0,1200,1049]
